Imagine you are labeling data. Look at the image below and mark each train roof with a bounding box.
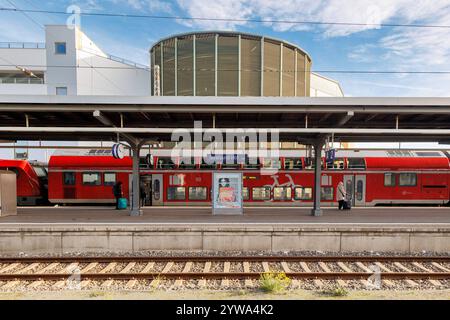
[49,155,132,169]
[51,149,449,158]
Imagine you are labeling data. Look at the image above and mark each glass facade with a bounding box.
[162,39,175,96]
[177,35,194,96]
[296,50,305,96]
[282,46,295,96]
[150,32,311,97]
[218,35,239,96]
[195,34,215,96]
[241,37,261,96]
[263,40,280,96]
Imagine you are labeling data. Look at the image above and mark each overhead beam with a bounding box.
[5,126,450,135]
[336,111,354,127]
[93,110,137,144]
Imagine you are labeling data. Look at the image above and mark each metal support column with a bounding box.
[130,143,142,216]
[311,139,324,216]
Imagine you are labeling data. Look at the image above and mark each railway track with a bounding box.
[0,255,449,290]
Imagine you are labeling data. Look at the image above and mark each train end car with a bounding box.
[48,155,132,204]
[0,159,48,205]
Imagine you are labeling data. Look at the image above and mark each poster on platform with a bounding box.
[212,172,243,215]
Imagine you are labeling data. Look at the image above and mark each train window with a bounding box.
[347,158,366,170]
[356,180,363,201]
[326,159,344,170]
[321,187,334,201]
[273,187,292,200]
[201,158,216,169]
[188,187,207,200]
[242,187,249,200]
[104,173,116,186]
[284,158,302,170]
[179,158,196,169]
[167,187,186,200]
[243,157,260,170]
[309,160,325,170]
[153,179,160,200]
[63,172,75,185]
[399,173,417,186]
[252,187,271,200]
[262,158,281,169]
[384,173,396,186]
[82,172,101,186]
[32,166,47,177]
[294,187,312,200]
[156,157,176,170]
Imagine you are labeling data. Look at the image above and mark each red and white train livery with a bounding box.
[46,149,450,207]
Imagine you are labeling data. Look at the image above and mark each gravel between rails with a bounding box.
[0,250,448,292]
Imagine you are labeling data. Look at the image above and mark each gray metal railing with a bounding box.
[0,77,45,84]
[106,53,149,70]
[0,42,45,49]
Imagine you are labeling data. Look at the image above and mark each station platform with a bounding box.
[0,206,449,254]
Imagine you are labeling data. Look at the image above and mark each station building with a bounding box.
[0,27,342,98]
[0,25,149,96]
[150,31,343,98]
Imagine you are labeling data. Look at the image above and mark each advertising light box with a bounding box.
[212,172,243,215]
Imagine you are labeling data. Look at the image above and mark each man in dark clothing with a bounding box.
[112,181,123,209]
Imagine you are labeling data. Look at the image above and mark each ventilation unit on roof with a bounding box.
[415,151,442,157]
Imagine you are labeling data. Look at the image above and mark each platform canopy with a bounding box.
[1,95,450,144]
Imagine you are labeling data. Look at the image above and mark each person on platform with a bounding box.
[140,181,147,207]
[337,181,346,210]
[112,181,123,210]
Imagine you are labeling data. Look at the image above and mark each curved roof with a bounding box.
[150,30,312,61]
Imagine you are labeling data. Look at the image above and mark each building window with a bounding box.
[63,172,75,185]
[273,187,291,200]
[104,173,116,186]
[252,187,271,200]
[82,172,101,186]
[167,187,186,200]
[399,173,417,186]
[188,187,207,200]
[384,173,396,186]
[321,187,334,201]
[294,187,312,200]
[55,42,66,55]
[56,87,67,96]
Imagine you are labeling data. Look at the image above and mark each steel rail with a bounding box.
[0,256,448,263]
[0,272,448,281]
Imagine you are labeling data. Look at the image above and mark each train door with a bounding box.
[343,175,366,206]
[151,174,163,206]
[140,175,152,206]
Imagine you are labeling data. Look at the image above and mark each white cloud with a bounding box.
[176,0,253,30]
[121,0,173,13]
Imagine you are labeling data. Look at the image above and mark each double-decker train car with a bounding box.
[46,149,450,207]
[0,159,48,205]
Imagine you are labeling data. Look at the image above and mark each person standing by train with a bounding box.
[112,181,123,210]
[337,181,346,210]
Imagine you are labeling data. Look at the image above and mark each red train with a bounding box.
[0,159,48,205]
[43,149,450,207]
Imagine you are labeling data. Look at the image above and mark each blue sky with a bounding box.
[1,0,450,97]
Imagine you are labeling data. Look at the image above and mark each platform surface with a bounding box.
[0,206,449,228]
[1,207,449,253]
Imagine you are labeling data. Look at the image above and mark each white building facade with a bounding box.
[0,25,150,96]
